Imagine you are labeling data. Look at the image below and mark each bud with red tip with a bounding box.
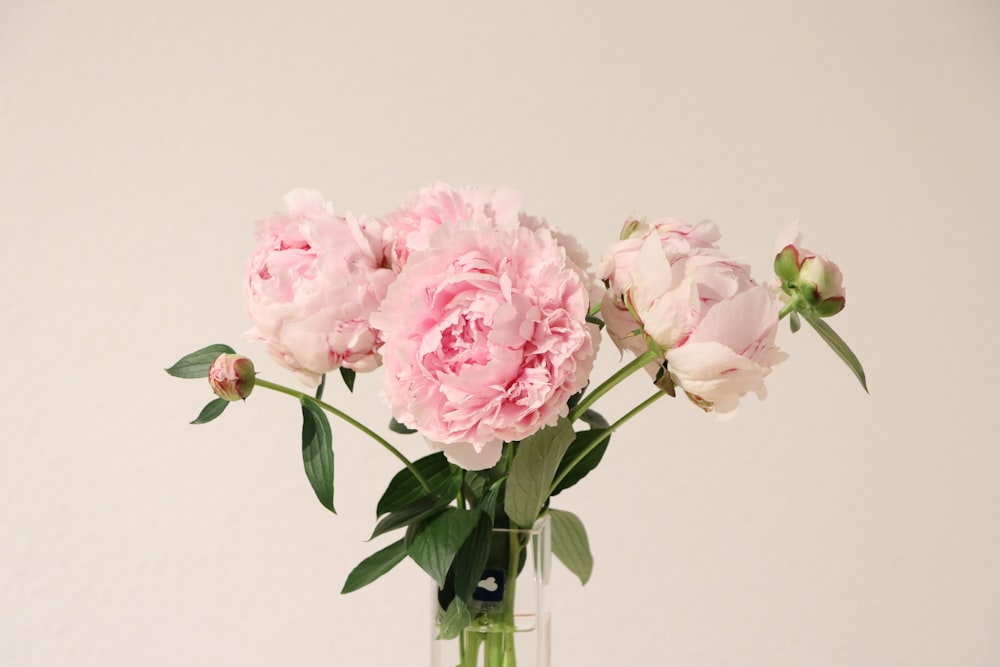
[208,353,256,401]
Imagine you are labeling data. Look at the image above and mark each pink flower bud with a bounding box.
[798,254,845,303]
[773,223,847,318]
[208,354,256,401]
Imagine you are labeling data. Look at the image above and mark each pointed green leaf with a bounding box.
[339,367,356,393]
[551,428,612,496]
[388,417,418,435]
[436,597,471,640]
[165,344,236,378]
[505,418,575,528]
[190,398,228,424]
[452,511,493,601]
[300,398,335,513]
[370,474,460,539]
[376,453,455,517]
[789,311,801,333]
[800,310,868,392]
[549,509,594,585]
[407,508,482,589]
[341,539,407,594]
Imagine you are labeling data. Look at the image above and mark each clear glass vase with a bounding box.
[430,515,552,667]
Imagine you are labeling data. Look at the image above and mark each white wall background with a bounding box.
[2,2,999,665]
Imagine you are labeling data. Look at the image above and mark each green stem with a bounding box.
[778,294,804,320]
[254,377,431,492]
[568,349,659,423]
[550,391,664,495]
[502,532,520,666]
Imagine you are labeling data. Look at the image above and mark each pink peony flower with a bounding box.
[379,183,595,282]
[379,183,522,272]
[598,216,785,417]
[599,217,750,355]
[244,189,396,386]
[208,353,256,401]
[665,286,788,418]
[370,220,599,470]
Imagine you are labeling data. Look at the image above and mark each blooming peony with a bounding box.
[379,183,522,272]
[599,216,785,416]
[370,220,599,470]
[379,183,594,282]
[244,189,395,386]
[665,286,788,418]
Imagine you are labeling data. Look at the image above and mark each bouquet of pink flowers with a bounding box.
[167,184,865,666]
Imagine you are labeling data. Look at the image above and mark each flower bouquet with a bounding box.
[167,184,866,666]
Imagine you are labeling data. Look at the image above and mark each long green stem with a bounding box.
[502,532,520,666]
[254,378,431,492]
[568,349,660,423]
[550,391,664,495]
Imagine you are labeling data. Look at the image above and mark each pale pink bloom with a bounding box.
[371,220,599,470]
[599,218,750,355]
[598,217,721,297]
[665,286,788,419]
[208,353,256,401]
[379,183,521,272]
[599,216,785,416]
[244,189,395,386]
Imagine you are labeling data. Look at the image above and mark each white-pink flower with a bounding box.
[244,189,395,386]
[665,286,788,419]
[598,216,785,417]
[370,220,599,470]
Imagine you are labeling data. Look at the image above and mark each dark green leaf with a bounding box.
[341,539,407,594]
[407,508,482,589]
[190,398,228,424]
[585,313,605,330]
[551,428,612,497]
[370,477,460,539]
[549,509,594,585]
[388,417,418,435]
[578,409,609,430]
[436,597,471,640]
[452,511,493,601]
[314,374,326,401]
[789,311,801,333]
[377,452,455,516]
[165,344,236,378]
[339,367,356,393]
[300,399,335,513]
[801,310,869,393]
[505,418,575,528]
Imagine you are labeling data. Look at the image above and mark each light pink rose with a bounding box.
[244,189,395,386]
[665,286,788,419]
[370,220,599,470]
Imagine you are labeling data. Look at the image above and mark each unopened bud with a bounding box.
[208,353,256,401]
